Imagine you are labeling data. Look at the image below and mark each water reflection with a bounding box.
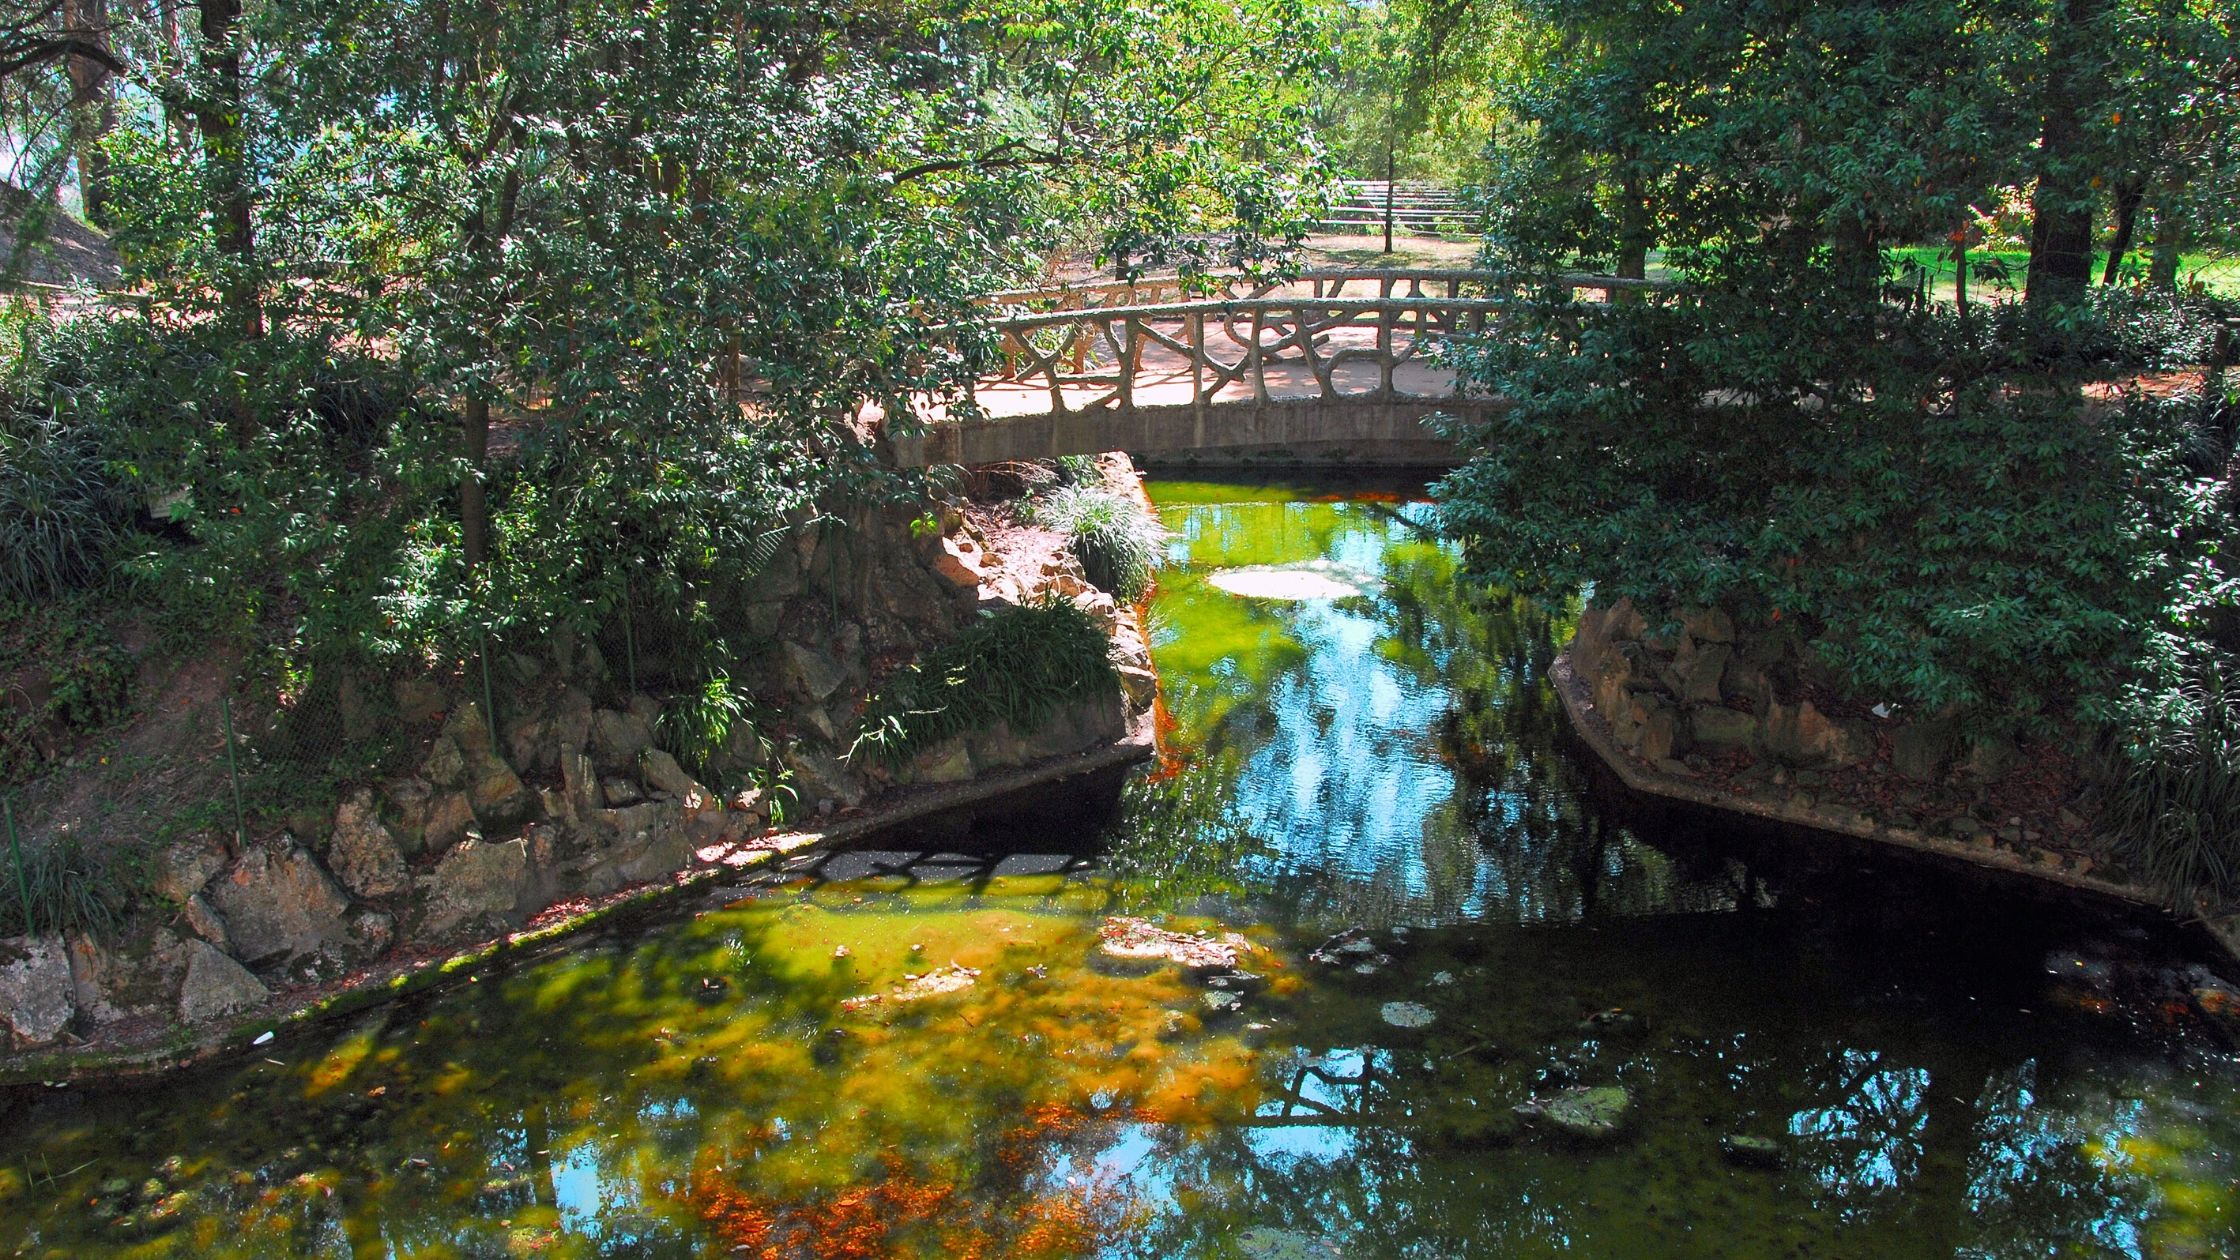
[0,480,2234,1259]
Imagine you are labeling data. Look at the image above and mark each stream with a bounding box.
[1,477,2236,1258]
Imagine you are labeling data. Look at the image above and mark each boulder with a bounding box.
[591,708,656,774]
[913,740,974,785]
[392,676,448,724]
[549,689,594,759]
[422,735,469,790]
[1617,692,1688,762]
[383,777,437,854]
[0,934,74,1046]
[466,761,532,829]
[1116,663,1159,712]
[208,840,355,967]
[1671,640,1732,706]
[348,908,396,957]
[419,837,533,936]
[560,748,603,819]
[1680,606,1736,644]
[930,535,987,589]
[1963,734,2021,783]
[1690,705,1758,749]
[789,743,867,810]
[781,641,848,703]
[1892,719,1954,781]
[1763,700,1868,768]
[327,788,410,899]
[639,749,708,802]
[67,929,187,1024]
[176,939,269,1023]
[422,791,476,854]
[180,893,231,951]
[150,839,230,904]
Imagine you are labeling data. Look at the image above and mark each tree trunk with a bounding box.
[2147,203,2184,289]
[2100,176,2144,285]
[196,0,261,338]
[1615,167,1649,281]
[62,0,115,225]
[2024,0,2103,309]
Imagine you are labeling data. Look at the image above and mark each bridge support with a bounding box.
[892,397,1498,468]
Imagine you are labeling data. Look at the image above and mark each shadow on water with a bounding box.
[0,474,2235,1259]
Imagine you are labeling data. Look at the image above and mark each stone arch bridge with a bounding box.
[885,269,1657,468]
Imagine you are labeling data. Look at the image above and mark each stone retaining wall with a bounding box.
[0,470,1159,1061]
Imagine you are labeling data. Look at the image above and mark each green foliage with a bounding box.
[1025,482,1167,602]
[0,596,135,783]
[2103,655,2240,907]
[657,675,760,786]
[0,835,143,939]
[849,596,1119,768]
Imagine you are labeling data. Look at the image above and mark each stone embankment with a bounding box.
[1558,598,2240,969]
[0,471,1159,1076]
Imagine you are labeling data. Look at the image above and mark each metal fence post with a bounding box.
[5,797,29,934]
[480,635,500,755]
[622,576,639,695]
[220,695,248,849]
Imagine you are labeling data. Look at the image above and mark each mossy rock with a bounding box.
[1523,1084,1633,1141]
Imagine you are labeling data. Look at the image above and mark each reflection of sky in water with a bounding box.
[1,484,2236,1260]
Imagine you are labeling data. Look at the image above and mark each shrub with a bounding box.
[1025,482,1166,602]
[849,595,1119,768]
[2102,655,2240,908]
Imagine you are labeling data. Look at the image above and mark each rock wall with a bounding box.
[2,479,1158,1054]
[1566,598,2102,859]
[1569,600,1876,776]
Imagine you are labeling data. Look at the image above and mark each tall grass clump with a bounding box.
[2102,655,2240,908]
[1026,481,1166,602]
[0,834,142,938]
[0,408,131,601]
[849,595,1119,768]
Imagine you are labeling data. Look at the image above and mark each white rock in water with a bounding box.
[1427,970,1457,987]
[1381,1001,1436,1029]
[1237,1227,1343,1259]
[1207,561,1379,602]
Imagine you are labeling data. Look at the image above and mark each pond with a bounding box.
[2,477,2236,1259]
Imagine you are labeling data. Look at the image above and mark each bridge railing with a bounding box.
[968,272,1663,418]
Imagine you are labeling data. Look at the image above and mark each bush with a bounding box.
[1025,482,1166,602]
[1436,275,2234,736]
[2103,655,2240,908]
[849,595,1119,768]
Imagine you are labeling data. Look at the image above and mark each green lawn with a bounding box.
[1886,245,2240,304]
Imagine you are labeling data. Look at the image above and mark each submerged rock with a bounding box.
[1236,1227,1343,1259]
[840,963,982,1010]
[1517,1085,1633,1141]
[1096,917,1253,970]
[1720,1133,1785,1169]
[1381,1001,1436,1029]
